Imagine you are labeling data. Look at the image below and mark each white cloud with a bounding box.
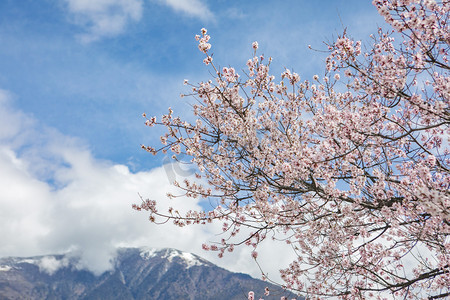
[37,256,70,275]
[0,90,295,280]
[63,0,213,42]
[64,0,143,43]
[161,0,213,20]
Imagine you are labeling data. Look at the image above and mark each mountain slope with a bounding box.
[0,248,300,300]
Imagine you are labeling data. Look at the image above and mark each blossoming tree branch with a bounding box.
[135,0,449,298]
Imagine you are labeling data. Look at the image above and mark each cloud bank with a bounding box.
[0,88,205,274]
[0,89,293,279]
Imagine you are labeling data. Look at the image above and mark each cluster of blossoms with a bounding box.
[136,1,449,299]
[195,28,213,65]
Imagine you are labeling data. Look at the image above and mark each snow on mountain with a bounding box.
[0,265,11,272]
[139,247,207,268]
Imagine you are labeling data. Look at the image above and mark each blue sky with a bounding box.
[0,0,384,279]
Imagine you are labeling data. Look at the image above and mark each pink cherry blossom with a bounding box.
[136,2,450,298]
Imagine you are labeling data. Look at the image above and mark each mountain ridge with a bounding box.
[0,247,301,300]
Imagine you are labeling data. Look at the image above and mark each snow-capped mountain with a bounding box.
[0,247,300,299]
